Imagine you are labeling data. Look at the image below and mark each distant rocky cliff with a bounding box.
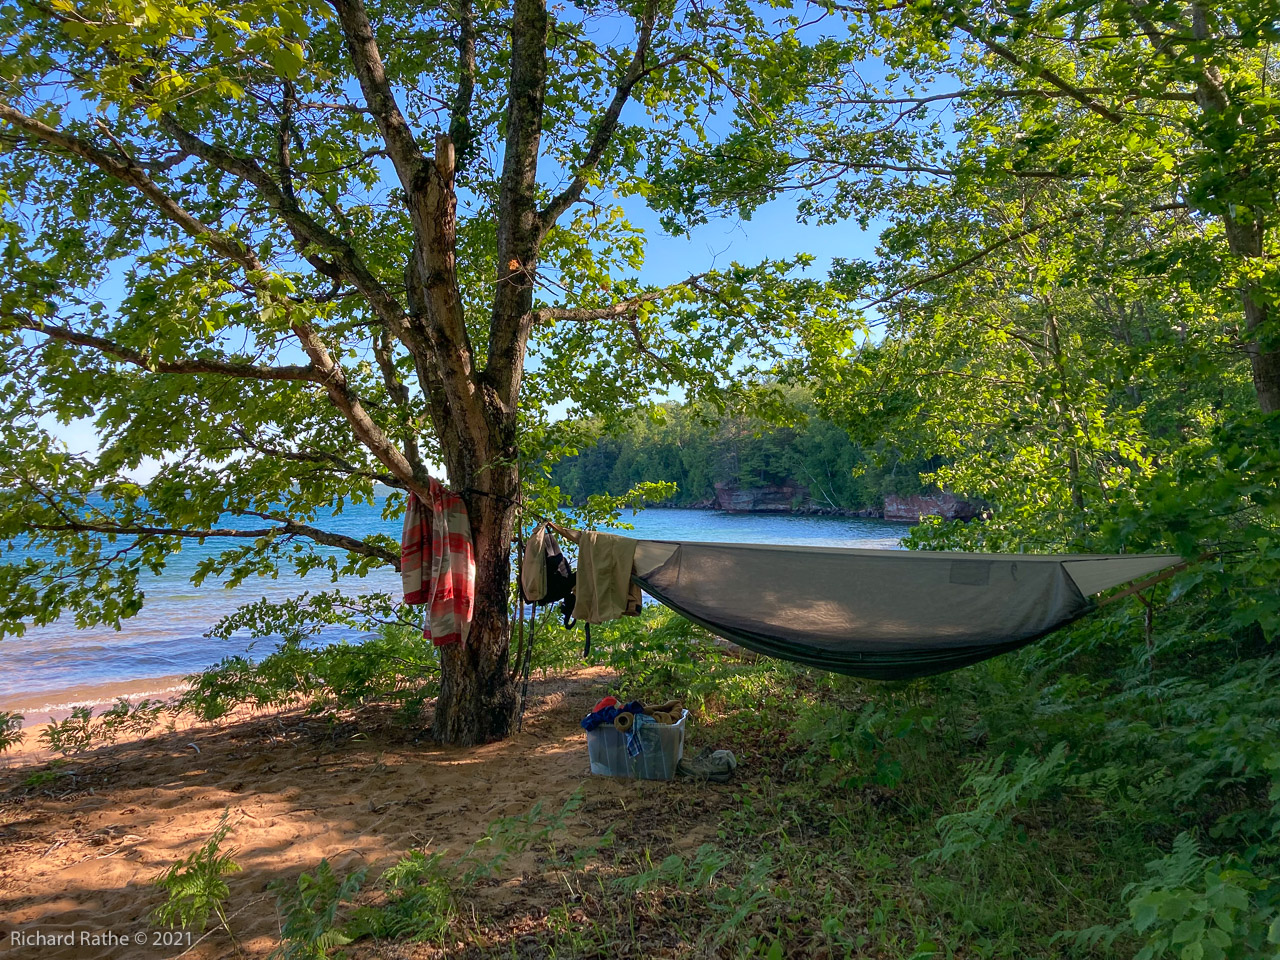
[704,481,977,521]
[882,492,982,522]
[712,481,807,513]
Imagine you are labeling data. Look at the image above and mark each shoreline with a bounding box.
[0,510,907,726]
[0,674,191,720]
[634,500,894,518]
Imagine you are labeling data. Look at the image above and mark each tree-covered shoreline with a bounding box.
[548,390,937,517]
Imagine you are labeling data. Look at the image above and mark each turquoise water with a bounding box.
[0,501,905,708]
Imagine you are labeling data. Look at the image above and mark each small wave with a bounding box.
[1,678,190,716]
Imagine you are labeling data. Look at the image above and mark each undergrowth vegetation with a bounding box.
[178,623,439,723]
[555,594,1277,959]
[16,554,1270,956]
[151,810,242,938]
[148,587,1277,958]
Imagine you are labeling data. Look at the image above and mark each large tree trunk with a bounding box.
[1249,340,1280,414]
[345,0,547,745]
[425,0,548,746]
[1222,214,1280,414]
[431,445,521,746]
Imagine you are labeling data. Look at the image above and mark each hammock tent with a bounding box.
[619,540,1183,680]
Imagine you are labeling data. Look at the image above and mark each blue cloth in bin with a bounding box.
[580,706,620,731]
[626,714,657,756]
[580,700,647,731]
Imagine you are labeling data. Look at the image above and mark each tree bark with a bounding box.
[423,0,548,745]
[1188,3,1280,413]
[1044,303,1085,512]
[1221,214,1280,414]
[433,461,520,746]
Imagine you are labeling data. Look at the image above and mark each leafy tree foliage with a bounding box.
[676,0,1280,410]
[705,3,1280,949]
[0,0,843,743]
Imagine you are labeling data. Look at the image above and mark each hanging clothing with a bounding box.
[536,528,1182,681]
[564,529,642,624]
[520,522,575,607]
[520,523,551,604]
[400,478,475,646]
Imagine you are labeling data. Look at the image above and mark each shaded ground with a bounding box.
[0,641,1151,960]
[0,668,736,960]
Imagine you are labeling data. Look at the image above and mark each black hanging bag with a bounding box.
[521,527,578,622]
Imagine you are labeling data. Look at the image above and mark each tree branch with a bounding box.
[538,0,660,235]
[450,0,478,172]
[483,0,550,408]
[953,21,1128,125]
[328,0,432,195]
[866,202,1188,310]
[155,115,410,333]
[531,273,706,324]
[276,78,300,209]
[0,103,429,498]
[834,86,1198,105]
[153,114,439,485]
[240,510,401,567]
[29,517,400,569]
[10,317,319,382]
[227,426,407,488]
[328,0,480,431]
[0,102,258,272]
[290,318,427,492]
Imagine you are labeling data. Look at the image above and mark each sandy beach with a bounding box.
[0,677,193,724]
[0,668,727,960]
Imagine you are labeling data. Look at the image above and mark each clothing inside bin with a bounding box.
[586,707,688,780]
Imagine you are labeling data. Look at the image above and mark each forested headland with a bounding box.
[548,390,934,515]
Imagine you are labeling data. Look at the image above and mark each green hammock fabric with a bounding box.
[627,540,1182,680]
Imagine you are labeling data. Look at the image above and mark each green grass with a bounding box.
[487,607,1280,959]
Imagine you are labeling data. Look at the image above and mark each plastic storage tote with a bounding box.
[586,710,688,780]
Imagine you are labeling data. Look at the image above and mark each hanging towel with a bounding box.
[401,478,475,646]
[520,522,551,604]
[572,531,642,624]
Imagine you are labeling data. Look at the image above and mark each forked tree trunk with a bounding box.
[425,0,548,745]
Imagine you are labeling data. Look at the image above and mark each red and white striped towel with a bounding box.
[401,478,475,646]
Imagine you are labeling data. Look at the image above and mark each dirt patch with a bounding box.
[0,668,733,960]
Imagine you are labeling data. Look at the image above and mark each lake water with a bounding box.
[0,502,905,711]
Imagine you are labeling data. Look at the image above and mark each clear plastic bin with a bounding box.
[586,710,688,780]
